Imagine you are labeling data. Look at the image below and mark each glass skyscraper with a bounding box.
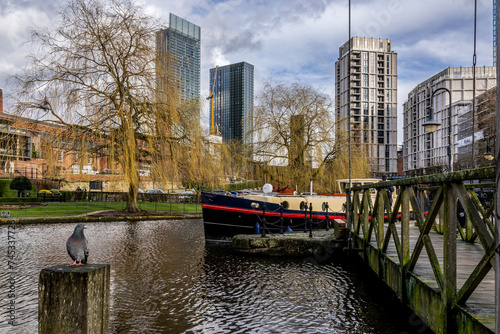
[209,62,254,145]
[156,13,200,103]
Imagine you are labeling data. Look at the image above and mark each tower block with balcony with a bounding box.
[335,37,398,176]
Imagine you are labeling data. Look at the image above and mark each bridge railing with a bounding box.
[348,166,496,313]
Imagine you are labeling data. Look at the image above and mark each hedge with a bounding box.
[0,179,37,198]
[0,197,42,203]
[0,179,15,197]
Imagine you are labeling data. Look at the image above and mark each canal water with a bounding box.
[0,219,432,333]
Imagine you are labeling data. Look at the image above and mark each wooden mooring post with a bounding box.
[38,264,110,334]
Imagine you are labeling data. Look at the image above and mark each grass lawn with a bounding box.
[6,201,202,217]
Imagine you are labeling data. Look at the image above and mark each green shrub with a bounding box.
[0,178,36,198]
[0,197,42,203]
[10,176,33,192]
[60,191,72,202]
[50,189,61,195]
[0,179,14,197]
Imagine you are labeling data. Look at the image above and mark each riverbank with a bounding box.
[0,209,203,225]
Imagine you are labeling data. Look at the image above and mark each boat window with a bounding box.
[299,201,306,211]
[282,201,289,209]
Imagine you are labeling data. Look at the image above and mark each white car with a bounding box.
[146,189,164,194]
[180,191,194,200]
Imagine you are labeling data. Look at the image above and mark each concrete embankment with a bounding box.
[232,230,346,257]
[0,213,202,225]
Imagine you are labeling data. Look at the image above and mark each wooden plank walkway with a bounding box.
[378,223,495,331]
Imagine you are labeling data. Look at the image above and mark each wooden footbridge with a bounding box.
[348,166,498,333]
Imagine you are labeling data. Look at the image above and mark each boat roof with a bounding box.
[336,178,381,183]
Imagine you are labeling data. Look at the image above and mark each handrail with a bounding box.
[351,167,495,191]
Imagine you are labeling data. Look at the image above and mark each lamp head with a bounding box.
[423,106,440,133]
[423,119,440,133]
[484,153,494,161]
[484,139,494,160]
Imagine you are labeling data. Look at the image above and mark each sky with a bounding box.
[0,0,495,144]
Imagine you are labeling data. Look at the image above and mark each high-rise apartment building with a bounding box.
[209,62,254,145]
[402,66,496,175]
[335,37,398,176]
[455,87,496,170]
[156,13,201,103]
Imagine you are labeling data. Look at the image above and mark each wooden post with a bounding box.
[417,188,425,222]
[401,187,410,266]
[495,2,500,331]
[377,190,384,250]
[401,187,410,306]
[443,183,457,333]
[362,190,369,240]
[39,264,110,334]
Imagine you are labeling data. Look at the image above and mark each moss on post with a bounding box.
[38,264,110,334]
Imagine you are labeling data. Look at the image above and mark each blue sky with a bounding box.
[0,0,495,144]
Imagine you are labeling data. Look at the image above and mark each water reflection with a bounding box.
[0,219,431,333]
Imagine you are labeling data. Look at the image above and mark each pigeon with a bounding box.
[66,223,89,266]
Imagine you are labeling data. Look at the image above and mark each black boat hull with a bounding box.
[201,192,346,241]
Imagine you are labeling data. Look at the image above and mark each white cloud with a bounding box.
[0,0,496,145]
[0,5,52,87]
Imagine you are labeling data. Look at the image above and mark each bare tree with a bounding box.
[252,81,337,191]
[11,0,183,211]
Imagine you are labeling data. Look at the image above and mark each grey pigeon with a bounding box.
[66,223,89,266]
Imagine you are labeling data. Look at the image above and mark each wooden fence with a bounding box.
[348,166,496,333]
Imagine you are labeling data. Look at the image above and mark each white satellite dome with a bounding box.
[262,183,273,194]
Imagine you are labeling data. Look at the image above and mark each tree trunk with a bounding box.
[125,184,139,212]
[123,119,139,213]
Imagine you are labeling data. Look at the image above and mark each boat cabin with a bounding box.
[337,178,381,194]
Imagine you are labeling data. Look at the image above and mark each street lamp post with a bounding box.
[423,87,453,172]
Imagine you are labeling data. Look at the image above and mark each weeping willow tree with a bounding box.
[219,139,254,183]
[251,80,371,193]
[178,129,226,202]
[252,80,337,191]
[315,128,371,193]
[11,0,183,212]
